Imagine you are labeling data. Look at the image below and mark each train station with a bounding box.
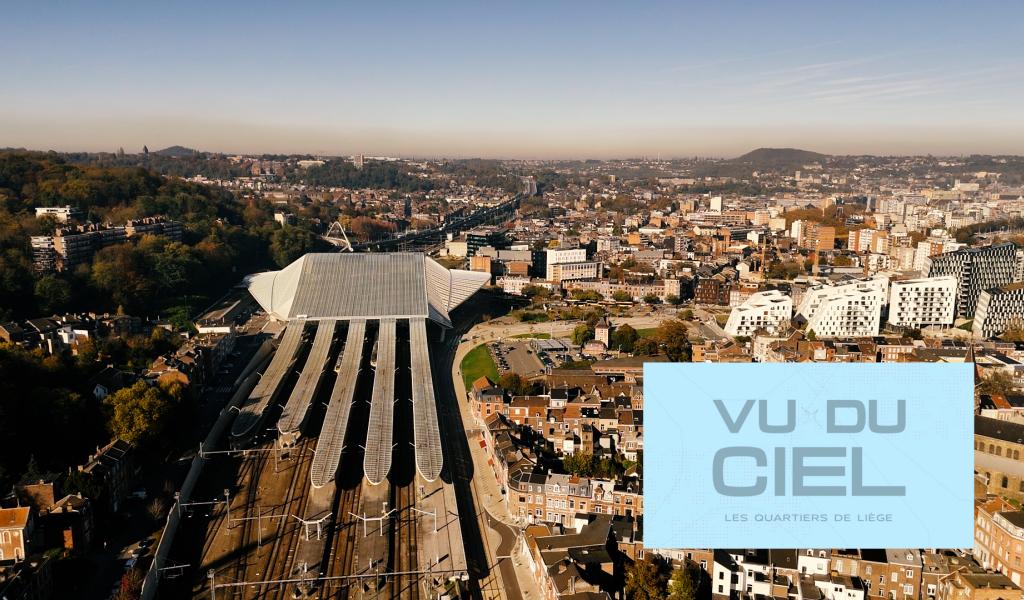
[173,252,487,598]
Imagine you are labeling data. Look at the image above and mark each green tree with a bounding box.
[643,293,662,305]
[625,556,669,600]
[34,275,71,314]
[611,324,639,353]
[612,290,633,302]
[668,565,697,600]
[563,452,596,476]
[679,309,694,321]
[806,329,817,341]
[270,225,316,267]
[571,289,603,302]
[571,323,594,346]
[666,294,683,306]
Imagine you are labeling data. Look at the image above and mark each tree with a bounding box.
[103,381,179,445]
[270,225,316,267]
[806,329,817,341]
[643,293,662,305]
[612,290,633,303]
[979,371,1017,397]
[563,452,597,476]
[625,556,669,600]
[679,309,694,321]
[654,319,691,362]
[666,294,683,306]
[34,275,71,314]
[668,565,697,600]
[633,337,659,356]
[498,372,532,396]
[571,323,594,346]
[611,324,639,353]
[571,289,603,302]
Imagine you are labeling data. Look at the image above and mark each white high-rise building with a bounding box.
[887,276,957,328]
[710,196,723,212]
[798,276,889,338]
[724,290,793,337]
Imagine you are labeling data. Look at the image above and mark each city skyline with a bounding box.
[3,1,1024,158]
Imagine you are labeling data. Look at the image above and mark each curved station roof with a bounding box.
[247,252,489,327]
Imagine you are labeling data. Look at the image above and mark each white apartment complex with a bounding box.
[887,276,957,328]
[798,276,889,338]
[724,290,793,337]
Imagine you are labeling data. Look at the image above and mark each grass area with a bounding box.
[510,332,552,339]
[461,344,499,390]
[637,328,657,338]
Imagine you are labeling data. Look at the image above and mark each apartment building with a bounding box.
[34,205,82,223]
[724,290,793,337]
[926,243,1021,317]
[0,507,33,563]
[564,278,682,302]
[830,549,922,600]
[549,261,601,284]
[888,276,958,328]
[975,283,1024,339]
[545,247,588,280]
[975,498,1024,586]
[30,217,182,272]
[799,276,888,338]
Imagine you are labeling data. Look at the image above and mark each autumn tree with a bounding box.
[625,556,670,600]
[104,380,182,445]
[668,565,697,600]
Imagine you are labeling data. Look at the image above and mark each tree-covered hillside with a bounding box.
[0,151,287,321]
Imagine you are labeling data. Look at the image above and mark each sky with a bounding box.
[2,1,1023,159]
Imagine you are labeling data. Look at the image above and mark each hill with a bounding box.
[731,147,828,166]
[152,145,198,157]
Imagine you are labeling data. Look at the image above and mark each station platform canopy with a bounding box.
[247,252,489,327]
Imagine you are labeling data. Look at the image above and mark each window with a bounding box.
[906,569,914,578]
[904,585,913,595]
[892,572,898,582]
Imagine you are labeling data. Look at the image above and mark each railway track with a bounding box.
[232,447,271,598]
[318,484,361,599]
[257,438,314,600]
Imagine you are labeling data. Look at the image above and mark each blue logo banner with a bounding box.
[644,363,974,548]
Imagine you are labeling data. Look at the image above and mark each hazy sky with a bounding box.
[2,1,1023,158]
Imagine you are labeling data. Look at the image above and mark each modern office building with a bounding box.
[724,290,793,337]
[887,276,958,328]
[926,243,1021,317]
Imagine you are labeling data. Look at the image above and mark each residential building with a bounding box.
[975,283,1024,339]
[926,243,1020,317]
[888,276,958,328]
[724,290,793,337]
[0,508,32,563]
[799,276,888,338]
[546,248,588,280]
